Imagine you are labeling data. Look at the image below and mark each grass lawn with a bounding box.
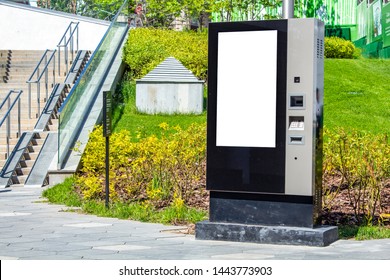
[324,59,390,134]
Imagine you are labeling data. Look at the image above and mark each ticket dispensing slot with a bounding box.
[289,116,304,130]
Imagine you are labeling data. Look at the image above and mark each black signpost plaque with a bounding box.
[103,91,112,137]
[103,91,112,208]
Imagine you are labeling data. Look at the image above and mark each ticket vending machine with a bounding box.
[196,19,338,246]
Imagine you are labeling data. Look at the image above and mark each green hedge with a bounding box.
[122,29,363,82]
[325,37,361,59]
[122,28,208,80]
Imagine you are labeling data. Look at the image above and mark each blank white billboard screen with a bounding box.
[216,30,278,148]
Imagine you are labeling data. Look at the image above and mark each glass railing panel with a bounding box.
[57,0,129,169]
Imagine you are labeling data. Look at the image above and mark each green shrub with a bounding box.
[323,128,390,224]
[325,37,360,59]
[122,28,208,80]
[42,176,82,207]
[77,123,207,208]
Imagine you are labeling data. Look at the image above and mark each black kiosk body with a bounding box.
[195,18,338,246]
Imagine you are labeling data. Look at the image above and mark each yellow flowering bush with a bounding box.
[77,123,207,208]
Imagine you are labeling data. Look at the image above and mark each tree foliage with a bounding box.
[145,0,282,28]
[210,0,282,22]
[39,0,282,26]
[38,0,123,20]
[143,0,183,27]
[77,0,123,20]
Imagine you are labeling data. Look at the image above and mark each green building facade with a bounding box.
[299,0,390,58]
[212,0,390,58]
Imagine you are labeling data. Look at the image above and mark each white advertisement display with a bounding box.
[216,30,278,148]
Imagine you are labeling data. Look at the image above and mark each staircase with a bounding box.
[1,50,43,166]
[0,50,91,188]
[11,132,46,186]
[0,50,62,167]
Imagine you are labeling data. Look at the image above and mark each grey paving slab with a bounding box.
[20,254,83,260]
[1,248,59,259]
[71,240,127,247]
[92,254,147,260]
[123,239,186,247]
[54,248,122,259]
[0,237,45,244]
[71,232,125,240]
[0,256,19,260]
[210,253,276,260]
[1,186,390,260]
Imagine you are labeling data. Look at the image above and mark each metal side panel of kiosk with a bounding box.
[205,19,325,229]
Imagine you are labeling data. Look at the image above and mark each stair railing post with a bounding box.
[58,44,61,77]
[6,97,10,158]
[37,82,41,118]
[65,35,69,75]
[76,24,79,54]
[28,82,31,119]
[37,67,40,118]
[18,97,21,139]
[70,24,74,64]
[45,54,48,101]
[53,53,56,87]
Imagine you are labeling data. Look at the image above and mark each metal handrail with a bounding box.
[57,22,79,76]
[26,49,56,119]
[0,90,23,160]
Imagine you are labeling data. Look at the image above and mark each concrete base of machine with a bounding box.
[195,221,338,247]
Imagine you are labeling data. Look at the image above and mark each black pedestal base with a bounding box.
[195,221,338,247]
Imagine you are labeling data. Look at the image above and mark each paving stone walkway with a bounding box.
[1,187,389,260]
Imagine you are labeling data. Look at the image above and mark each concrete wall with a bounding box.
[0,1,109,50]
[136,83,204,115]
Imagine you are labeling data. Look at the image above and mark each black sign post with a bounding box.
[103,91,112,208]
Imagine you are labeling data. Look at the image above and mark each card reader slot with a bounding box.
[289,94,305,109]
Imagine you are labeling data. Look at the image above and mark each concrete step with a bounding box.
[23,144,41,155]
[0,84,29,88]
[2,76,63,83]
[0,131,42,183]
[19,159,37,169]
[0,137,21,144]
[3,50,44,55]
[12,174,27,185]
[9,183,24,188]
[6,63,50,68]
[15,166,32,176]
[31,137,46,146]
[23,151,40,161]
[0,150,41,162]
[0,153,9,161]
[10,131,49,186]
